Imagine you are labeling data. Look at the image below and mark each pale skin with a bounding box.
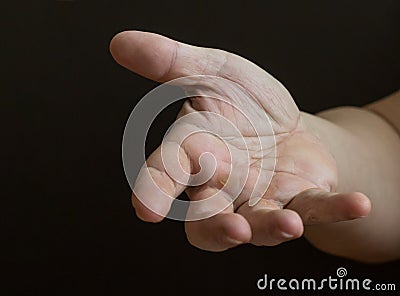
[109,31,400,263]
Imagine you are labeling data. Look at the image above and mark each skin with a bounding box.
[109,31,400,262]
[304,93,400,262]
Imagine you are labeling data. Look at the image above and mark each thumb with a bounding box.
[286,188,371,225]
[109,30,224,82]
[109,30,299,129]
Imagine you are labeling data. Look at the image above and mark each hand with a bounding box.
[110,31,371,251]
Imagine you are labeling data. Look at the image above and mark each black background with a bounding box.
[1,1,399,295]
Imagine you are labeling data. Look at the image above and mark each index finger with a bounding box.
[132,144,190,222]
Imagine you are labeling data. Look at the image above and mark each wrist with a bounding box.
[299,108,367,193]
[299,107,400,262]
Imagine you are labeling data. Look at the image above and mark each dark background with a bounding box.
[1,0,399,295]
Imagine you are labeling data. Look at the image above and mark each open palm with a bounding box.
[110,31,370,251]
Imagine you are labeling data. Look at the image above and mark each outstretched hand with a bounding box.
[110,31,371,251]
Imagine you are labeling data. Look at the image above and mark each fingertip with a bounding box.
[238,201,303,246]
[131,193,166,223]
[135,208,165,223]
[222,213,252,245]
[185,213,251,252]
[108,30,177,81]
[278,209,304,239]
[109,31,133,60]
[347,192,372,218]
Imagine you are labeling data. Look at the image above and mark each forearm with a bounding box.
[365,90,400,135]
[300,100,400,262]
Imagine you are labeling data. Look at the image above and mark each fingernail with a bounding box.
[226,237,244,245]
[281,232,294,239]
